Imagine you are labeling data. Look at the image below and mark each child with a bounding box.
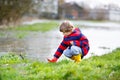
[47,21,90,63]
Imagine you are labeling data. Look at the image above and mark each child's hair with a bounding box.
[59,21,73,32]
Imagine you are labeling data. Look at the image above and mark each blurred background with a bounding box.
[0,0,120,62]
[0,0,120,26]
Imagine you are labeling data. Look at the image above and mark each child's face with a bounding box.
[62,31,72,36]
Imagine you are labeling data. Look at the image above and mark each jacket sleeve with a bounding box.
[54,41,68,59]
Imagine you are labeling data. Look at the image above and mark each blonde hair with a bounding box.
[59,21,73,32]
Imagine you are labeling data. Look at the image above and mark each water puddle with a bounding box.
[0,30,61,62]
[82,28,120,58]
[0,21,120,62]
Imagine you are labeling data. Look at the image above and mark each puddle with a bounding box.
[0,30,61,62]
[24,31,61,62]
[82,28,120,58]
[0,21,120,62]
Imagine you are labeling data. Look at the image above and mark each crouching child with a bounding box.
[48,21,90,63]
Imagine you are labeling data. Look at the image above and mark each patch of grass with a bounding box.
[0,52,26,64]
[0,31,28,39]
[15,31,29,39]
[13,21,58,32]
[1,21,58,39]
[0,48,120,80]
[0,32,5,37]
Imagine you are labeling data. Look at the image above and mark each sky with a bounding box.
[65,0,120,8]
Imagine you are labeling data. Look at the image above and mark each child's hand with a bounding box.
[47,57,58,63]
[70,41,74,45]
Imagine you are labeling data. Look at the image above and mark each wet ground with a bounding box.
[0,30,62,62]
[0,20,120,62]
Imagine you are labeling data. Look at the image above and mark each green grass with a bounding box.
[0,48,120,80]
[12,21,58,32]
[0,21,59,39]
[0,32,5,37]
[15,31,29,39]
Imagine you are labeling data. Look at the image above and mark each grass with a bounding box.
[0,32,5,37]
[0,21,59,39]
[12,21,58,32]
[15,31,29,39]
[0,48,120,80]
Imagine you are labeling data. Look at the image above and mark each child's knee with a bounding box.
[71,46,82,54]
[63,49,72,58]
[64,53,70,58]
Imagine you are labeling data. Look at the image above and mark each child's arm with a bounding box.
[47,41,68,63]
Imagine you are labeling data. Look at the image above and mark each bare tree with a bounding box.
[0,0,33,25]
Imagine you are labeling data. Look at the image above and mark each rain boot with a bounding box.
[70,56,75,60]
[70,54,82,63]
[74,54,82,63]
